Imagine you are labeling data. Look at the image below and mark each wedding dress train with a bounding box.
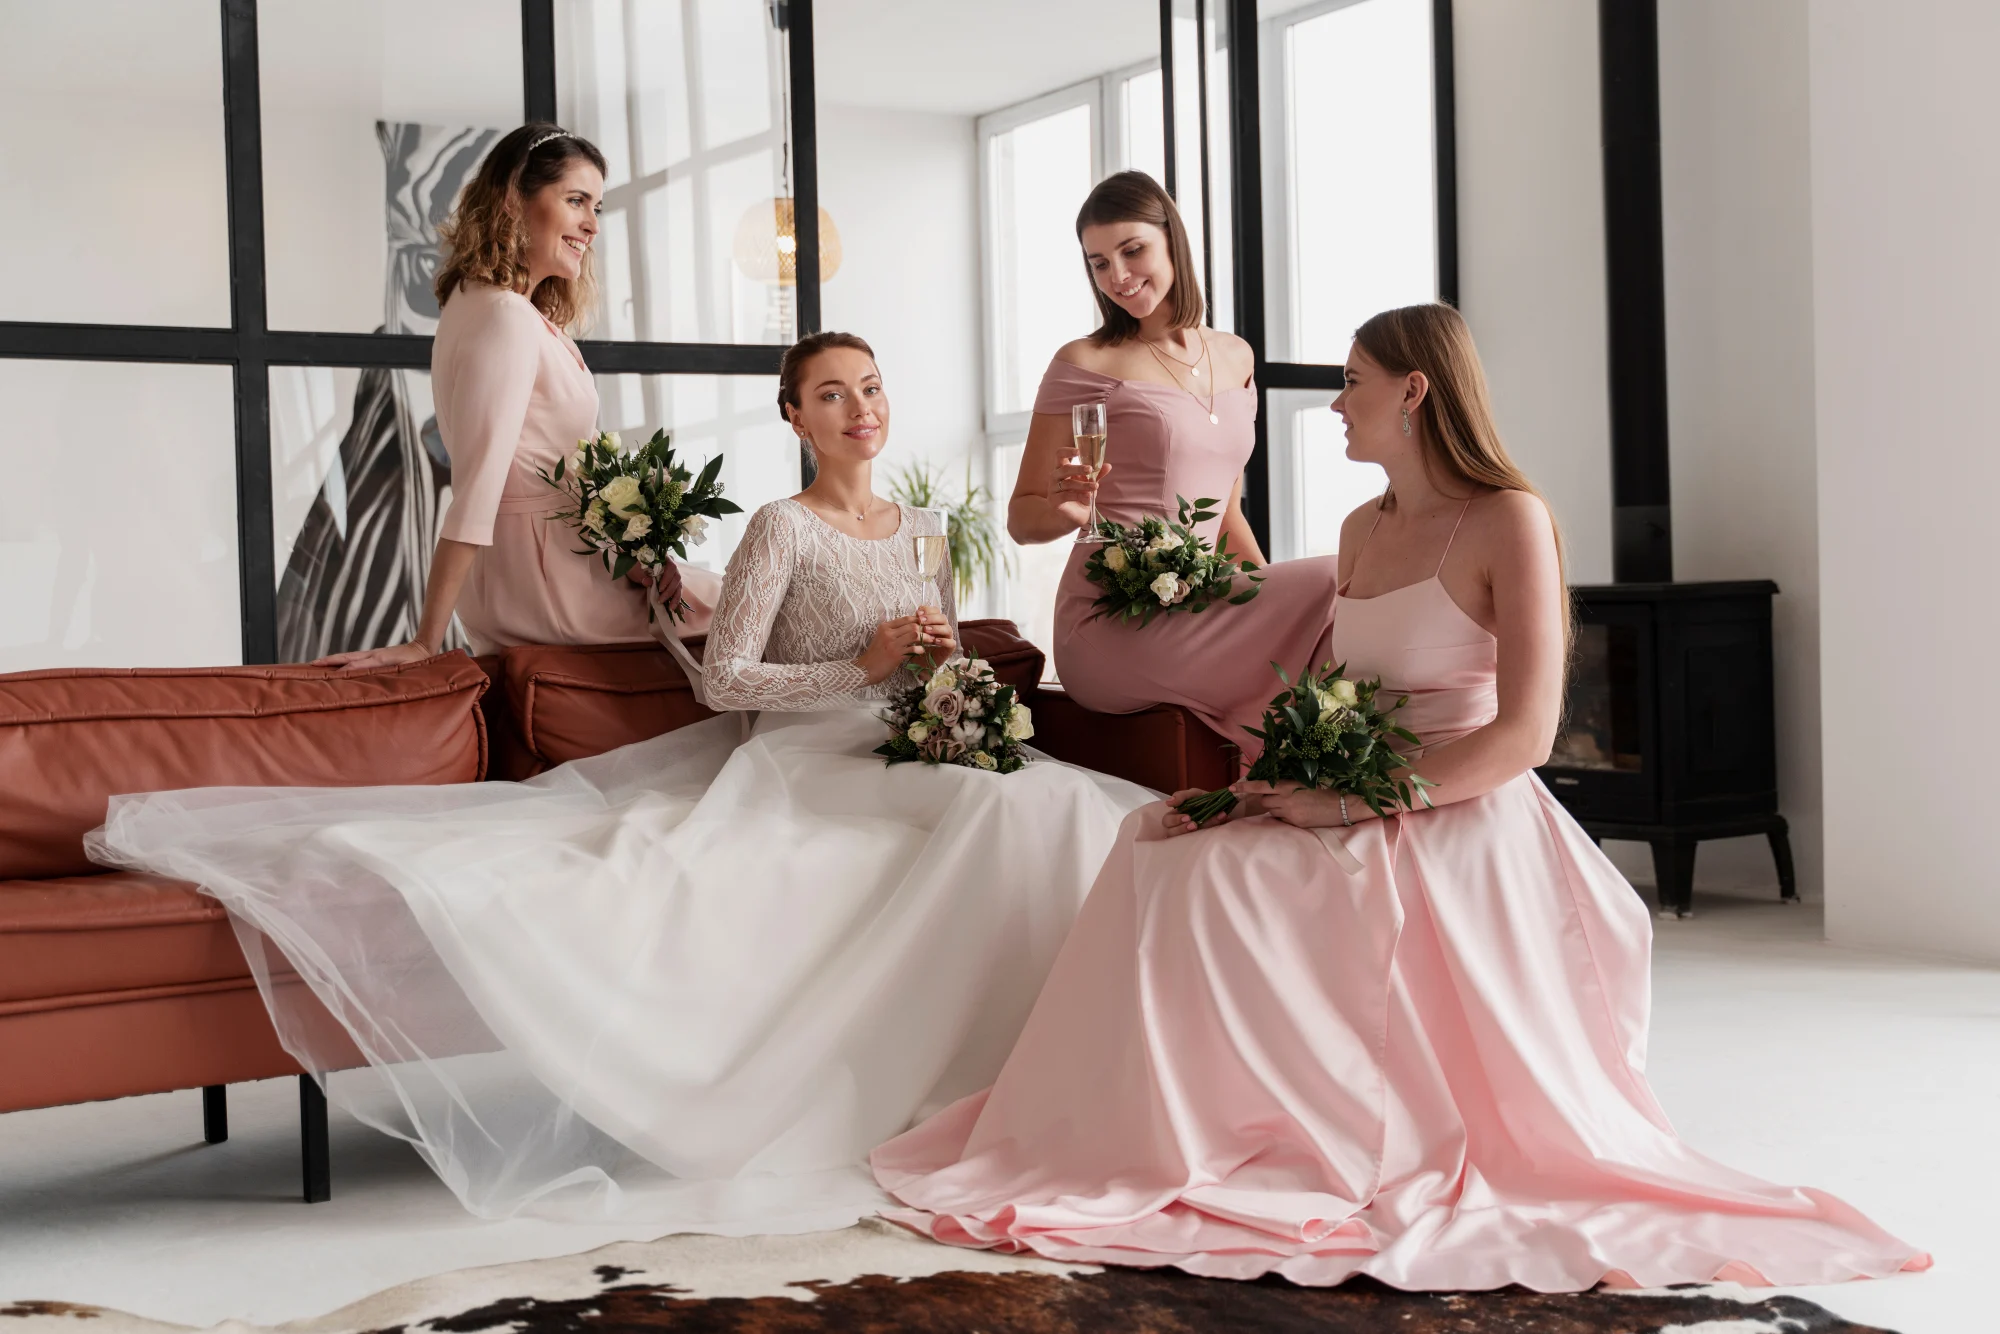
[89,500,1152,1228]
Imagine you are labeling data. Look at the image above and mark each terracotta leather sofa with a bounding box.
[0,620,1228,1204]
[0,657,489,1201]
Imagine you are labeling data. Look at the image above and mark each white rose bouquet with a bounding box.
[1079,495,1262,628]
[536,428,741,623]
[874,656,1033,774]
[1173,661,1434,827]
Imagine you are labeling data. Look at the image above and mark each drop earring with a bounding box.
[1401,409,1412,438]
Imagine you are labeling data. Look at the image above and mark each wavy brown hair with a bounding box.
[434,123,607,331]
[1354,303,1572,652]
[1075,171,1204,345]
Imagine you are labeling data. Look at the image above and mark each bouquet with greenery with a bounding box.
[537,428,741,623]
[888,460,1013,603]
[1081,495,1262,627]
[875,656,1034,774]
[1174,661,1434,827]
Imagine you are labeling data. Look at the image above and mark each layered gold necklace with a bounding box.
[1141,332,1219,425]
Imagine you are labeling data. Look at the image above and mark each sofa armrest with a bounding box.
[1027,685,1238,794]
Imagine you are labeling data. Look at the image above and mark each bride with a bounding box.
[88,332,1153,1229]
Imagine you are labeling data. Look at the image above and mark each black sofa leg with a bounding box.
[1649,836,1697,919]
[1768,818,1799,903]
[300,1074,330,1203]
[202,1085,228,1144]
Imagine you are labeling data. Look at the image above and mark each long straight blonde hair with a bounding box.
[1355,303,1572,653]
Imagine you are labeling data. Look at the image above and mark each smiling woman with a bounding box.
[1003,171,1341,752]
[318,124,718,671]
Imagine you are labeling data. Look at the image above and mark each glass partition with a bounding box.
[0,0,229,327]
[0,361,239,670]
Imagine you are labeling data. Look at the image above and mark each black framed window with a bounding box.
[0,0,823,671]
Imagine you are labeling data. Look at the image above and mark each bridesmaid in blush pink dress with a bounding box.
[874,305,1927,1291]
[1007,173,1337,750]
[320,123,715,671]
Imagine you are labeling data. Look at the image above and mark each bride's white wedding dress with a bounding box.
[88,499,1152,1228]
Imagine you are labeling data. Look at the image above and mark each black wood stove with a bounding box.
[1536,581,1795,917]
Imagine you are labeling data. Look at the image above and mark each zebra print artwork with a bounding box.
[275,122,500,661]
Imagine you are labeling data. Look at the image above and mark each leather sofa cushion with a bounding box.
[958,619,1046,694]
[0,871,243,1006]
[0,655,489,880]
[493,640,716,775]
[1027,685,1237,795]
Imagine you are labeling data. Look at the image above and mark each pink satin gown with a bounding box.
[872,513,1928,1291]
[433,282,718,654]
[1037,358,1338,751]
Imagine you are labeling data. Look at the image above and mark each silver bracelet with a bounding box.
[1339,794,1353,827]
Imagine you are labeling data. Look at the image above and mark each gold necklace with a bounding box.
[1142,333,1219,425]
[1142,333,1208,379]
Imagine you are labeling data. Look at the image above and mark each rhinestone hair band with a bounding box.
[528,130,573,152]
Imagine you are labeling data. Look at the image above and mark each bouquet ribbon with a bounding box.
[1310,826,1367,876]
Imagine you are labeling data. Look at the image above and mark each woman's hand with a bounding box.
[855,615,929,684]
[1162,788,1238,836]
[914,605,956,667]
[1049,455,1112,533]
[312,640,437,672]
[1229,779,1383,829]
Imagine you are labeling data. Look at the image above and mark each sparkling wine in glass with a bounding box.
[1071,400,1108,544]
[911,512,950,658]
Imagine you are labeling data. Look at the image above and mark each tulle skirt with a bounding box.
[88,707,1153,1228]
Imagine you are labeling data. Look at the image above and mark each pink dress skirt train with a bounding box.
[872,573,1928,1290]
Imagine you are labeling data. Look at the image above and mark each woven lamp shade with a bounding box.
[731,197,842,285]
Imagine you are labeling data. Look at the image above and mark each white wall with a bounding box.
[817,102,990,607]
[1809,0,2000,958]
[1657,0,1824,901]
[1451,0,1613,584]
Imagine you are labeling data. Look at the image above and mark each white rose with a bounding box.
[602,431,622,453]
[679,514,709,546]
[584,499,608,534]
[1329,678,1359,708]
[1103,545,1128,573]
[966,658,992,679]
[1004,703,1034,741]
[600,474,644,517]
[635,546,659,567]
[622,514,652,541]
[1150,571,1181,605]
[927,666,959,696]
[567,445,587,475]
[907,722,930,743]
[1147,533,1178,553]
[973,751,998,771]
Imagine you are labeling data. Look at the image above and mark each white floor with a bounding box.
[0,891,1981,1333]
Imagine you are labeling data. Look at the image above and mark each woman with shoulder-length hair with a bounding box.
[878,304,1928,1292]
[1006,170,1339,751]
[321,122,716,668]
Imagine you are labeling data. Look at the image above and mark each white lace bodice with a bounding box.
[703,499,958,711]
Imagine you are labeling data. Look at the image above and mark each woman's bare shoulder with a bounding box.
[1052,337,1117,373]
[1466,488,1557,564]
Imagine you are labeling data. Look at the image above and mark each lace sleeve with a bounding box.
[703,503,871,711]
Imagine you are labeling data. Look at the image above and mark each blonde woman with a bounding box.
[878,305,1927,1291]
[323,122,715,668]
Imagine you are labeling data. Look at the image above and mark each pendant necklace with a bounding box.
[1143,332,1219,425]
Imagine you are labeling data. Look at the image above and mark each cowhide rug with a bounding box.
[0,1220,1897,1334]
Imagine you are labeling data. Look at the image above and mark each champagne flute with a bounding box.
[1071,400,1108,544]
[910,509,951,660]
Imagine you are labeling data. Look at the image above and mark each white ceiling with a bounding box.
[813,0,1161,117]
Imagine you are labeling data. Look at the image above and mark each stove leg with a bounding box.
[202,1085,227,1144]
[1649,836,1697,918]
[1767,818,1799,902]
[300,1074,330,1203]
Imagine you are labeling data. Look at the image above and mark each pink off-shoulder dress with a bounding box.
[433,283,718,653]
[873,520,1928,1291]
[1036,358,1338,752]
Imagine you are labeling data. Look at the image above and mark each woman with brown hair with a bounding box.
[322,122,715,668]
[1006,170,1338,749]
[876,305,1927,1292]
